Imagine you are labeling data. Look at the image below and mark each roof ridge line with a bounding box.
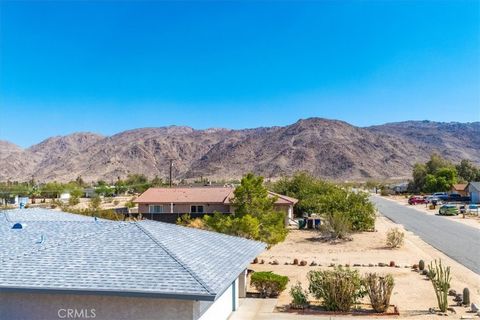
[2,222,129,263]
[134,222,216,296]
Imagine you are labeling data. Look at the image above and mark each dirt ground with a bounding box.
[249,213,480,319]
[385,195,480,230]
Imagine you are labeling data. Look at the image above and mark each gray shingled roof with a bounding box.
[0,210,265,301]
[5,208,102,222]
[469,182,480,192]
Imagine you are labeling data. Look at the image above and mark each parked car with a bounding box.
[433,192,449,201]
[408,196,427,205]
[439,204,458,216]
[425,196,441,204]
[447,193,471,203]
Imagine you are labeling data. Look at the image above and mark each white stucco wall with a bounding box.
[195,278,240,320]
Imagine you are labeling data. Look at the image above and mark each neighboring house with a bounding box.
[59,192,71,202]
[84,187,96,198]
[390,182,408,194]
[450,184,468,196]
[467,182,480,204]
[0,211,265,320]
[133,187,298,225]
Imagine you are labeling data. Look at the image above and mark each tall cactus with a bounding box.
[463,288,470,305]
[428,260,451,312]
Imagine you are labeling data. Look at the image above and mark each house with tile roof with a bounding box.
[0,209,265,320]
[134,187,298,225]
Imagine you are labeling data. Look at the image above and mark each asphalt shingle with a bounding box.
[0,209,265,301]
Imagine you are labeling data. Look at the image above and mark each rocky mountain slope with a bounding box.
[0,119,478,182]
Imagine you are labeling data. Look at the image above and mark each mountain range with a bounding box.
[0,118,478,183]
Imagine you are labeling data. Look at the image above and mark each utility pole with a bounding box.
[169,159,173,187]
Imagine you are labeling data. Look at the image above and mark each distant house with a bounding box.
[134,187,298,225]
[451,184,468,196]
[467,182,480,204]
[0,213,265,320]
[391,182,408,194]
[59,192,71,202]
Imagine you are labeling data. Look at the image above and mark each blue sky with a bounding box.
[1,1,479,147]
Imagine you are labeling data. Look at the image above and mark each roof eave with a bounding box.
[0,286,216,301]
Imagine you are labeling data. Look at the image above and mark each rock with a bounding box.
[447,307,456,314]
[378,262,386,267]
[404,265,410,268]
[460,316,474,319]
[310,261,317,266]
[471,303,479,313]
[448,289,457,296]
[272,260,279,265]
[454,294,463,302]
[353,264,361,267]
[368,263,374,267]
[299,260,307,266]
[428,307,436,314]
[284,262,289,265]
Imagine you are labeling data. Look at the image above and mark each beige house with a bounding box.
[134,187,298,225]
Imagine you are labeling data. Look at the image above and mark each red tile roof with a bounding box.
[134,187,298,205]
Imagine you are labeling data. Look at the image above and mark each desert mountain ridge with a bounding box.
[0,118,478,183]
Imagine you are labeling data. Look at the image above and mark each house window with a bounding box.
[191,205,204,213]
[149,205,163,214]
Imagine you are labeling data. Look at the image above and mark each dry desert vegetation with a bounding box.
[248,213,480,319]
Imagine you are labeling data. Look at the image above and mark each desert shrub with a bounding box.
[428,260,451,312]
[113,200,119,206]
[386,228,404,248]
[68,195,80,206]
[177,214,206,229]
[320,212,352,240]
[89,196,102,211]
[363,273,395,313]
[380,189,391,196]
[290,282,309,308]
[308,266,365,312]
[251,271,289,298]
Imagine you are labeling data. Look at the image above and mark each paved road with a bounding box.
[371,196,480,275]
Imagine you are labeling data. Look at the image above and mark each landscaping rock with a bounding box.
[454,294,463,302]
[448,289,456,296]
[368,263,374,267]
[310,261,317,266]
[293,258,298,265]
[428,307,436,314]
[272,260,279,265]
[471,303,479,313]
[353,263,361,267]
[378,262,386,267]
[284,262,289,265]
[389,261,395,267]
[299,260,307,266]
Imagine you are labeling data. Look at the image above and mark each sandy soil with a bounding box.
[385,195,480,230]
[249,213,480,319]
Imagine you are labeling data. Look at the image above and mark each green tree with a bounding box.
[456,160,480,182]
[203,173,287,245]
[232,173,277,217]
